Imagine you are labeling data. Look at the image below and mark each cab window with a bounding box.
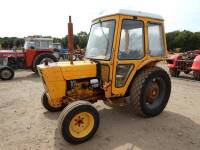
[148,23,164,56]
[118,20,144,60]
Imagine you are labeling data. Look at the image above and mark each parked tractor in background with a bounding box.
[53,43,84,61]
[0,35,58,80]
[38,10,171,144]
[167,50,200,80]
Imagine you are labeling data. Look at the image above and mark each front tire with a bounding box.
[58,101,100,144]
[130,66,171,117]
[41,92,64,112]
[0,67,15,80]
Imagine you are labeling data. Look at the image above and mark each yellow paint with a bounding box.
[59,61,96,80]
[69,112,94,138]
[38,65,66,107]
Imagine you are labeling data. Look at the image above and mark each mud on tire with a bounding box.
[129,66,171,117]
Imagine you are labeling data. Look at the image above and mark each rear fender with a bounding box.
[191,55,200,71]
[25,49,53,68]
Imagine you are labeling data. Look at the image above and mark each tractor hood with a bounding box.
[37,60,97,81]
[0,50,24,58]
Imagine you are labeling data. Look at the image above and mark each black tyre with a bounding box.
[130,66,171,117]
[32,53,58,73]
[58,101,100,144]
[193,71,200,81]
[169,68,180,77]
[41,92,64,112]
[184,70,190,74]
[0,67,15,80]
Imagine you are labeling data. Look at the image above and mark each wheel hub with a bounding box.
[69,112,94,138]
[146,80,160,104]
[1,70,11,79]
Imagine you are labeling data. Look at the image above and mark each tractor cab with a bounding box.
[86,9,167,97]
[24,36,53,50]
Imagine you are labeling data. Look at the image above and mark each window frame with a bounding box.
[118,19,145,60]
[147,22,165,56]
[115,64,134,88]
[85,19,116,61]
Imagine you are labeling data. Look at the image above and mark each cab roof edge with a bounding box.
[93,9,164,21]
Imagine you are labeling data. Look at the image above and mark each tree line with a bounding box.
[1,30,200,52]
[0,31,88,50]
[166,30,200,52]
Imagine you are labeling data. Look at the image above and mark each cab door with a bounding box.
[111,15,148,96]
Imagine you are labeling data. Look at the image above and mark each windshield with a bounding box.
[85,20,115,60]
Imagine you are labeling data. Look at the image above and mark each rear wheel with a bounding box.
[58,101,99,144]
[41,92,64,112]
[32,53,58,73]
[193,71,200,81]
[0,67,15,80]
[169,68,180,77]
[130,66,171,117]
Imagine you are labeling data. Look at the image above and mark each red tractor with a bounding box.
[167,50,200,80]
[0,36,58,80]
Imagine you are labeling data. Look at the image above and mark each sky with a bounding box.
[0,0,199,38]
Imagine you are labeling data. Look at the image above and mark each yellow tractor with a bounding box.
[37,9,171,144]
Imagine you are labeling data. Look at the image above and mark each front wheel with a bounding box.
[130,66,171,117]
[41,92,64,112]
[58,101,100,144]
[0,67,15,80]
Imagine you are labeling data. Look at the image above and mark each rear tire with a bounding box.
[129,66,171,117]
[169,68,180,77]
[58,101,99,144]
[32,53,58,73]
[193,71,200,81]
[0,67,15,80]
[41,92,64,112]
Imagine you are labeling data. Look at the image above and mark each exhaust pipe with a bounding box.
[68,16,74,64]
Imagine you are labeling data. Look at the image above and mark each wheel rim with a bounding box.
[1,69,11,79]
[144,77,166,109]
[69,112,94,138]
[146,81,160,104]
[40,58,54,64]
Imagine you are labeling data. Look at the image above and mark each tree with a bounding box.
[166,30,200,52]
[61,34,81,49]
[77,31,88,48]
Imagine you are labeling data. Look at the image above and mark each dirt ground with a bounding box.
[0,68,200,150]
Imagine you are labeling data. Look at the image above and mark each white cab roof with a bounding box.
[96,9,163,20]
